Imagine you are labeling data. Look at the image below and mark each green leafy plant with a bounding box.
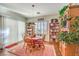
[71,17,79,30]
[67,16,72,21]
[58,31,79,44]
[59,6,68,16]
[59,16,79,44]
[61,20,67,27]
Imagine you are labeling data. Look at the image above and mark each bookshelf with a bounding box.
[49,19,59,43]
[25,22,35,37]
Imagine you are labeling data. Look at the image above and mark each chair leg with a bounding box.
[41,44,45,49]
[23,42,25,49]
[25,47,27,54]
[23,43,27,54]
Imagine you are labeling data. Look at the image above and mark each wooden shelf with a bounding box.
[49,19,59,42]
[25,22,35,37]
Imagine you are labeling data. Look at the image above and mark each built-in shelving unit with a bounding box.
[25,22,35,37]
[49,19,59,43]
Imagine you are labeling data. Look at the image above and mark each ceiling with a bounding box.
[0,3,68,18]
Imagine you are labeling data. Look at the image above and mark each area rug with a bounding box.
[7,43,55,56]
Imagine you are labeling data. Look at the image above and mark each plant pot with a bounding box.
[75,44,79,56]
[55,40,59,49]
[59,41,63,55]
[61,42,76,56]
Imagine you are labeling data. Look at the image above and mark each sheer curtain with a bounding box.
[17,21,25,41]
[4,18,18,46]
[4,17,25,46]
[35,20,48,38]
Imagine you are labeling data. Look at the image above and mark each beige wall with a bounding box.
[27,15,59,42]
[0,16,4,48]
[27,15,58,22]
[0,16,3,29]
[0,5,27,22]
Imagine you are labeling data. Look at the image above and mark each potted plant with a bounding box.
[58,31,79,56]
[58,16,79,56]
[59,6,68,16]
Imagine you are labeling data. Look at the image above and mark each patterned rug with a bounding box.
[7,43,55,56]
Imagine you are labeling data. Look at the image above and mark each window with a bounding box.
[4,17,25,46]
[35,20,48,36]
